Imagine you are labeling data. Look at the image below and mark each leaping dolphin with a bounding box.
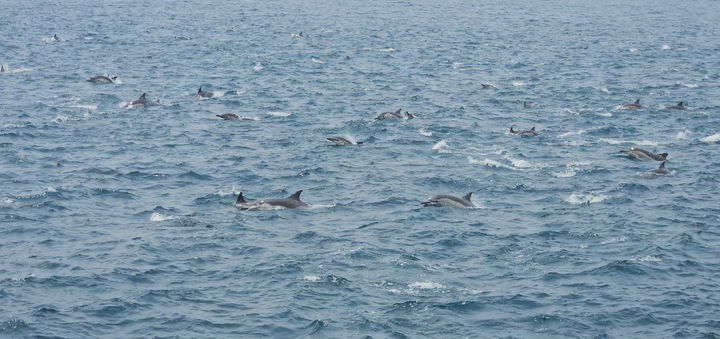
[421,192,476,208]
[375,108,414,120]
[619,147,667,161]
[87,75,117,83]
[235,190,309,210]
[123,93,161,108]
[197,87,214,98]
[510,126,538,136]
[621,99,642,110]
[664,101,686,110]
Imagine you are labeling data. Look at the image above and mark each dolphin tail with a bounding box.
[659,161,666,169]
[463,192,473,201]
[236,192,247,204]
[288,190,303,201]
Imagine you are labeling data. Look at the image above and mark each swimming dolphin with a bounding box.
[646,161,669,175]
[0,65,5,73]
[51,34,61,42]
[510,126,538,136]
[481,83,497,89]
[87,75,117,83]
[197,87,214,98]
[235,190,309,210]
[523,101,532,108]
[327,136,363,146]
[619,147,668,161]
[216,113,239,120]
[123,93,160,108]
[664,101,686,110]
[375,108,414,120]
[621,99,642,110]
[421,192,475,208]
[175,36,191,40]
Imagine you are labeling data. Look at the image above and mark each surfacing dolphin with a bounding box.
[510,126,538,136]
[619,147,668,161]
[235,190,309,210]
[664,101,686,110]
[645,161,669,176]
[375,108,414,120]
[327,136,363,146]
[0,65,5,73]
[123,93,161,108]
[216,113,239,120]
[87,75,117,83]
[197,87,214,98]
[421,192,476,208]
[621,99,642,110]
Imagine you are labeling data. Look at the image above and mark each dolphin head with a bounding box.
[659,153,668,160]
[405,112,415,119]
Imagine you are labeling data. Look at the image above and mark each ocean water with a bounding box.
[2,0,720,337]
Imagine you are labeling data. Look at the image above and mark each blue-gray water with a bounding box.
[2,0,720,337]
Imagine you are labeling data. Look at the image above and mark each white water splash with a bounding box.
[451,62,462,69]
[512,81,527,87]
[252,62,264,71]
[302,275,322,282]
[311,58,325,64]
[149,212,177,222]
[418,129,433,137]
[700,134,720,143]
[408,281,445,289]
[676,129,691,140]
[432,140,449,152]
[468,157,518,170]
[266,111,292,117]
[565,192,607,205]
[661,44,671,50]
[600,138,658,146]
[679,82,698,88]
[1,197,14,206]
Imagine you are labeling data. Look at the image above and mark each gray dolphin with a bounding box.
[327,136,363,146]
[619,147,668,161]
[235,190,309,210]
[124,93,161,108]
[510,126,538,136]
[87,75,117,83]
[664,101,685,110]
[481,83,497,89]
[51,34,61,42]
[646,161,669,175]
[216,113,239,120]
[375,108,414,120]
[197,87,214,98]
[621,99,642,110]
[421,192,476,208]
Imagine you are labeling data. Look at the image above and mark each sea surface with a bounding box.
[2,0,720,337]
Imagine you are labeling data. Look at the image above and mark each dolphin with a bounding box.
[235,190,309,210]
[619,147,668,161]
[123,93,161,108]
[510,126,538,136]
[0,65,5,73]
[216,113,239,120]
[621,99,642,110]
[197,87,214,98]
[481,83,497,89]
[327,136,363,146]
[51,34,61,42]
[87,75,117,83]
[664,101,685,110]
[421,192,475,208]
[646,161,669,175]
[375,108,414,120]
[523,101,532,108]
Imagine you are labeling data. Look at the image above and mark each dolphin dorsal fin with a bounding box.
[659,161,666,169]
[198,87,202,93]
[236,192,247,203]
[510,127,515,133]
[140,93,146,99]
[635,99,640,104]
[531,127,535,131]
[288,190,303,200]
[463,192,473,201]
[678,101,683,106]
[395,109,402,114]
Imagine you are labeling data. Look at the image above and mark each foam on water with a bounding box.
[700,133,720,143]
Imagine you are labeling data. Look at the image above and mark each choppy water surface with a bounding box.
[2,0,720,337]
